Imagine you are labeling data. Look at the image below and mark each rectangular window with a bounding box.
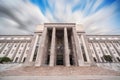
[23,57,26,62]
[105,50,108,53]
[15,57,18,62]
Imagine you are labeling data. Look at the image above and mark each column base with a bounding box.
[23,62,35,66]
[49,65,54,67]
[65,64,70,67]
[35,62,41,66]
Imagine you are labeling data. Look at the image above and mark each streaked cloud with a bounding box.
[0,0,120,35]
[0,0,48,35]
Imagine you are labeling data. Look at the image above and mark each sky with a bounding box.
[0,0,120,35]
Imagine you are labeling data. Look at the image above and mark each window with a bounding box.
[32,46,38,62]
[28,44,30,47]
[91,50,94,54]
[97,50,101,54]
[70,55,74,65]
[15,45,17,47]
[93,57,97,62]
[18,50,21,54]
[116,43,119,47]
[7,44,10,47]
[116,57,120,62]
[26,50,29,54]
[46,55,50,65]
[96,44,98,47]
[101,57,104,62]
[21,44,24,47]
[15,57,18,62]
[109,44,112,47]
[81,45,87,62]
[11,50,14,54]
[105,50,108,54]
[3,50,7,54]
[112,50,116,54]
[23,57,26,62]
[83,53,87,62]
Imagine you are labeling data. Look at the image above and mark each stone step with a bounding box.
[0,66,120,76]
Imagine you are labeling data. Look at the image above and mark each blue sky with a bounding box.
[0,0,120,35]
[30,0,116,16]
[29,0,120,34]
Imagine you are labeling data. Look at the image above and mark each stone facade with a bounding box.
[0,35,32,63]
[0,23,120,67]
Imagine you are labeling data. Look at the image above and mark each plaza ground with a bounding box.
[0,64,120,80]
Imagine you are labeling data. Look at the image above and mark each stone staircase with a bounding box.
[96,63,120,72]
[0,63,22,72]
[0,66,120,76]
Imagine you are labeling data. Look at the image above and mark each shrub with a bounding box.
[103,55,112,62]
[0,57,12,63]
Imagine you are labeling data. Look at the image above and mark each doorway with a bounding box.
[56,29,64,65]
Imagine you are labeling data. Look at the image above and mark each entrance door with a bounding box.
[56,55,64,65]
[56,29,64,65]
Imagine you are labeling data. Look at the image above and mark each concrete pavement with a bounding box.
[0,76,120,80]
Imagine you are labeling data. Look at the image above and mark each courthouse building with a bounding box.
[0,23,120,67]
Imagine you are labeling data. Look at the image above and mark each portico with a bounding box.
[25,23,93,66]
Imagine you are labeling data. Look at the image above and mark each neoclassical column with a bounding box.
[64,27,70,66]
[49,27,56,66]
[24,34,39,66]
[72,27,84,66]
[35,27,47,66]
[80,33,95,66]
[71,35,78,66]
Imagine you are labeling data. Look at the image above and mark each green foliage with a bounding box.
[103,55,112,62]
[0,57,12,63]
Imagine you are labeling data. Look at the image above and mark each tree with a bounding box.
[0,57,12,63]
[103,55,112,62]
